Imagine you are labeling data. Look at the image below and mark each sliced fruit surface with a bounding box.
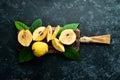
[47,25,52,42]
[52,25,60,39]
[32,42,48,57]
[32,27,47,41]
[52,38,65,52]
[59,29,76,45]
[18,30,32,47]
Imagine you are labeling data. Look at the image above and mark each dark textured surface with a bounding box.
[0,0,120,80]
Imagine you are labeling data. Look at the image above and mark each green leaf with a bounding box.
[14,21,29,30]
[30,19,42,32]
[57,23,79,37]
[63,45,80,60]
[19,47,34,63]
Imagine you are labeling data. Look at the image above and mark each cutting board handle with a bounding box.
[79,34,111,44]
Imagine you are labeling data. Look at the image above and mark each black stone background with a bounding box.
[0,0,120,80]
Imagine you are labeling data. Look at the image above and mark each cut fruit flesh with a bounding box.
[52,38,65,52]
[52,25,60,39]
[59,29,76,45]
[18,30,32,47]
[32,27,47,41]
[47,25,52,42]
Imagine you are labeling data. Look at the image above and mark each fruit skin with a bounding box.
[52,25,60,39]
[47,25,52,42]
[32,42,48,57]
[59,29,76,45]
[32,27,47,41]
[18,30,32,47]
[52,38,65,52]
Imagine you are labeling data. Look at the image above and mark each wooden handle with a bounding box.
[79,34,111,44]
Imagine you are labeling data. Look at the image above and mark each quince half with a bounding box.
[18,30,32,47]
[59,29,76,45]
[32,27,47,41]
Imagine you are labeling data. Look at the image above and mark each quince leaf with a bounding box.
[30,19,42,33]
[19,47,34,63]
[15,21,29,30]
[63,45,80,60]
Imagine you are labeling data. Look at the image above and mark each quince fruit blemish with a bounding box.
[18,30,32,47]
[32,42,48,57]
[59,29,76,45]
[52,38,65,52]
[47,25,52,42]
[32,27,47,41]
[52,25,60,39]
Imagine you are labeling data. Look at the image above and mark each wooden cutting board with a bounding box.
[17,28,110,53]
[48,28,110,53]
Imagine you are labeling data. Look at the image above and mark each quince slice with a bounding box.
[52,25,60,39]
[32,27,47,41]
[59,29,76,45]
[18,30,32,47]
[52,38,65,52]
[47,25,52,42]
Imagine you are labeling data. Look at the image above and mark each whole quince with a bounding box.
[32,42,48,57]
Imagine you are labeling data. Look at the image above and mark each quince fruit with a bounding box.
[32,42,48,57]
[59,29,76,45]
[52,38,65,52]
[18,30,32,47]
[32,27,47,41]
[51,25,60,39]
[47,25,52,42]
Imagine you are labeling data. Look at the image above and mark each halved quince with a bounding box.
[59,29,76,45]
[18,30,32,47]
[32,27,47,41]
[52,38,65,52]
[47,25,52,42]
[52,25,60,39]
